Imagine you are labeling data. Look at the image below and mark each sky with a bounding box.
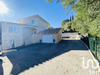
[0,0,75,28]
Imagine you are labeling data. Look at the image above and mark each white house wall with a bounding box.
[23,27,36,45]
[0,23,2,50]
[35,18,49,31]
[32,34,41,43]
[18,17,49,32]
[1,23,23,50]
[21,18,36,25]
[0,23,2,43]
[57,29,62,43]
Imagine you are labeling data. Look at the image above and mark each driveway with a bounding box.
[1,40,88,75]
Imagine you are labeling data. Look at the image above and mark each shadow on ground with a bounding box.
[0,59,3,75]
[6,40,88,75]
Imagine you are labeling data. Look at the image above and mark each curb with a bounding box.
[80,40,100,74]
[2,49,17,53]
[88,50,100,74]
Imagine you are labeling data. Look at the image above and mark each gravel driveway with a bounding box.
[1,40,97,75]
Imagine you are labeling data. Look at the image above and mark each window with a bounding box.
[9,27,13,32]
[9,27,17,32]
[14,28,17,32]
[32,20,34,24]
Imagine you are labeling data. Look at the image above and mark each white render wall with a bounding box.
[32,34,41,43]
[39,29,62,43]
[0,23,2,43]
[35,18,49,31]
[1,22,39,50]
[62,33,80,38]
[18,17,49,32]
[57,29,62,43]
[1,22,23,50]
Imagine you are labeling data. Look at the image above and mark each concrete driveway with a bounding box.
[1,40,88,75]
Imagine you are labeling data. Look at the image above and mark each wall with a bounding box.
[62,33,80,38]
[32,34,41,43]
[21,18,36,25]
[53,34,58,43]
[0,23,2,43]
[23,27,34,45]
[35,18,49,31]
[40,29,62,43]
[18,17,49,32]
[1,22,23,50]
[57,29,62,43]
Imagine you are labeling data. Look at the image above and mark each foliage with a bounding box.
[46,0,100,38]
[61,19,70,27]
[62,21,72,32]
[61,16,74,32]
[48,26,53,29]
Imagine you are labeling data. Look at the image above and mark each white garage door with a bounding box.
[42,35,53,43]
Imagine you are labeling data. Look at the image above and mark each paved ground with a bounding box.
[0,40,98,75]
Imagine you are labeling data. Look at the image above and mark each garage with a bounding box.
[42,35,53,43]
[39,28,62,43]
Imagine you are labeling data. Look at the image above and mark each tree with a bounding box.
[46,0,100,38]
[61,19,70,27]
[61,20,72,32]
[63,21,72,31]
[72,15,74,21]
[48,26,53,29]
[70,16,71,21]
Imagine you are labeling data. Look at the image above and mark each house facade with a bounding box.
[17,15,50,32]
[0,14,50,50]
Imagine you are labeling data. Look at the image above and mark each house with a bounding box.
[17,14,50,32]
[39,28,62,43]
[0,14,50,50]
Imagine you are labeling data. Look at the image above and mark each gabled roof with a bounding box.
[17,14,50,25]
[39,28,61,34]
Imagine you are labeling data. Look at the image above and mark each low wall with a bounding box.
[62,33,80,38]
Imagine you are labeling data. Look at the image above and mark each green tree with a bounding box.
[46,0,100,38]
[48,26,53,29]
[63,21,72,31]
[61,19,70,27]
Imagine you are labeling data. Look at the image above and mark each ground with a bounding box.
[0,40,98,75]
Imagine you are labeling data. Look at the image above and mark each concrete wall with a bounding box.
[62,33,80,38]
[39,29,62,43]
[1,22,23,50]
[57,29,62,43]
[32,34,41,43]
[1,22,38,50]
[18,17,49,32]
[35,18,49,32]
[23,27,34,45]
[0,23,2,43]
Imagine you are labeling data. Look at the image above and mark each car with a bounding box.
[0,51,2,56]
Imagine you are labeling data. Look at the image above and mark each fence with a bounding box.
[89,37,100,62]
